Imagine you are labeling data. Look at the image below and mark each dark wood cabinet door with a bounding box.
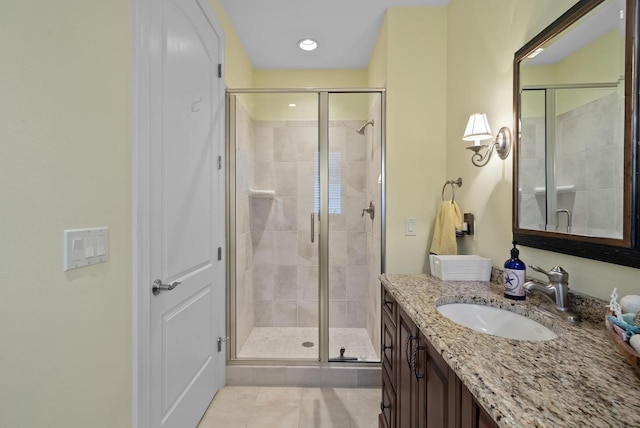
[380,285,398,428]
[477,409,496,428]
[397,307,416,428]
[459,376,499,428]
[382,286,397,322]
[459,376,475,428]
[381,369,396,428]
[379,285,498,428]
[425,355,448,427]
[424,336,450,428]
[413,334,427,428]
[379,413,390,428]
[382,311,396,389]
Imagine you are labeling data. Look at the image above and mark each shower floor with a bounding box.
[237,327,379,361]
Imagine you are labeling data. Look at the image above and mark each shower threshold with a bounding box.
[237,327,379,362]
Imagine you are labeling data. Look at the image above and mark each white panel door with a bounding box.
[148,0,224,426]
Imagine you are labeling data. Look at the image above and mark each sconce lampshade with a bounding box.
[462,113,493,145]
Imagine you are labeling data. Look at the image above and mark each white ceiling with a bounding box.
[220,0,449,69]
[528,0,624,66]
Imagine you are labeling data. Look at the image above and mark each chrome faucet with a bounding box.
[524,265,580,322]
[361,201,375,220]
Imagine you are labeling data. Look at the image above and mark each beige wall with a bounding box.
[523,28,624,115]
[445,0,576,286]
[254,68,368,88]
[0,1,132,427]
[209,0,254,88]
[368,13,388,88]
[0,1,253,427]
[228,69,369,121]
[250,69,369,120]
[446,0,638,300]
[377,7,448,273]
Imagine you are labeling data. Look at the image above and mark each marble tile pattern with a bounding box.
[237,327,378,361]
[380,273,640,428]
[235,101,256,351]
[364,97,383,362]
[519,91,624,237]
[250,119,371,330]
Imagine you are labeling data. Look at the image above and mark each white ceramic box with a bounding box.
[429,254,492,281]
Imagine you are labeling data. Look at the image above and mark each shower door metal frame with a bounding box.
[225,88,386,365]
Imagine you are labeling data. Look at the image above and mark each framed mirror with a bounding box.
[513,0,639,268]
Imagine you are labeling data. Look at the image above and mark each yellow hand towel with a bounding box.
[430,200,463,255]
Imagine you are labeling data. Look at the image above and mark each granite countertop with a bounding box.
[380,273,640,428]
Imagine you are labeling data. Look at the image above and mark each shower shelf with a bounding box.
[249,189,276,198]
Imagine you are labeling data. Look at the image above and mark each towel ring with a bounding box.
[441,177,462,202]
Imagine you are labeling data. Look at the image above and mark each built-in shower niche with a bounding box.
[230,91,383,364]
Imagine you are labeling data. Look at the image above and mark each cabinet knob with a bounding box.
[380,401,390,411]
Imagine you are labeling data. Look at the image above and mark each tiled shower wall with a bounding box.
[519,114,545,229]
[250,119,370,330]
[250,118,320,328]
[234,98,382,355]
[235,101,255,351]
[326,121,371,332]
[519,92,623,237]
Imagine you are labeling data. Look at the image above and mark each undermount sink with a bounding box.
[437,303,558,341]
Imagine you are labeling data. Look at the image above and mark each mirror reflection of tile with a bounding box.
[519,90,623,239]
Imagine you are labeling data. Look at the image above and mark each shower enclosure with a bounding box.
[519,83,624,238]
[226,89,385,364]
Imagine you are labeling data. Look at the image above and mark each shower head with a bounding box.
[356,120,374,135]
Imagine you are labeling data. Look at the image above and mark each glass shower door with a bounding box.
[230,92,320,360]
[228,89,384,363]
[326,92,382,363]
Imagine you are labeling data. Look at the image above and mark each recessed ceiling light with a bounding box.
[298,38,318,51]
[288,103,296,107]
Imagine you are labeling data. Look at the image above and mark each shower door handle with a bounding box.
[310,212,315,243]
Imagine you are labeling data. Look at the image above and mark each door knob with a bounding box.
[152,279,182,295]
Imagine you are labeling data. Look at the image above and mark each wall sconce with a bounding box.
[462,113,512,167]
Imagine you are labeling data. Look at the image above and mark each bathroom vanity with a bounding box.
[380,285,496,428]
[378,273,640,427]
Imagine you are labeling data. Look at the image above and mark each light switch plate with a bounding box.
[405,218,417,236]
[64,227,109,271]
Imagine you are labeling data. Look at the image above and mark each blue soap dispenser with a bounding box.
[504,241,526,300]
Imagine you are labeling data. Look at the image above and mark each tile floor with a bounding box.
[237,327,379,362]
[197,386,380,428]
